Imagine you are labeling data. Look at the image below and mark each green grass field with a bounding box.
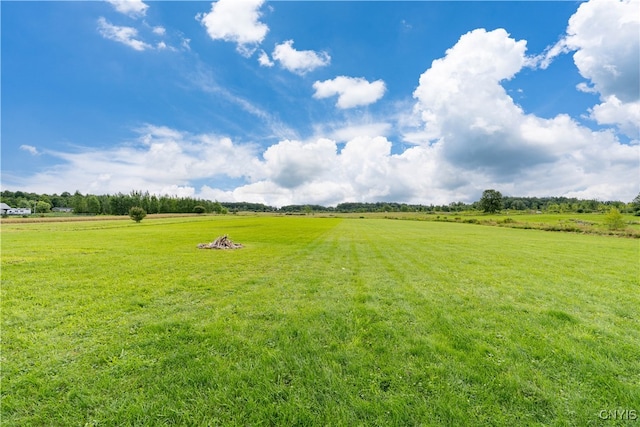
[347,211,640,238]
[2,216,639,426]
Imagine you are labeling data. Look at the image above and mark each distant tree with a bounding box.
[129,206,147,223]
[50,195,65,208]
[87,196,101,215]
[72,191,88,214]
[603,207,625,230]
[512,200,527,211]
[35,201,51,213]
[449,201,468,212]
[633,193,640,216]
[17,198,31,209]
[479,189,503,213]
[97,195,112,215]
[212,201,227,214]
[547,203,561,213]
[148,195,160,214]
[579,199,599,213]
[193,205,206,214]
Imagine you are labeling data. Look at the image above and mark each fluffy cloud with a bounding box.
[565,0,639,102]
[16,126,261,196]
[106,0,148,17]
[544,0,639,138]
[271,40,331,74]
[313,76,386,109]
[97,17,151,51]
[197,0,268,56]
[202,135,436,206]
[410,26,638,199]
[11,123,637,207]
[240,136,461,206]
[590,96,640,138]
[262,139,337,188]
[318,121,392,142]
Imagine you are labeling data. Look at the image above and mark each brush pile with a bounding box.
[197,235,244,250]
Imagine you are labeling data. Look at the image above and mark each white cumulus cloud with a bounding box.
[197,0,268,57]
[564,0,640,138]
[97,17,151,51]
[590,95,640,138]
[14,126,261,196]
[106,0,149,18]
[262,139,337,189]
[313,76,386,109]
[565,0,639,102]
[320,121,392,142]
[533,0,639,138]
[410,27,638,199]
[10,123,638,207]
[272,40,331,75]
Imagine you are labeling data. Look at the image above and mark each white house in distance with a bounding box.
[1,203,32,215]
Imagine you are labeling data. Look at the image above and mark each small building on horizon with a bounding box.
[1,203,32,215]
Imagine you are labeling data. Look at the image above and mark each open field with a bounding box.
[334,211,640,238]
[3,210,639,237]
[2,216,639,426]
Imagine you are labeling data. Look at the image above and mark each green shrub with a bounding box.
[603,207,625,230]
[129,206,147,223]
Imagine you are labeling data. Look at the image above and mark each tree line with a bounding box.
[283,195,636,214]
[1,189,638,216]
[0,190,235,215]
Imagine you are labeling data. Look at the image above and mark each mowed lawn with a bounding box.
[2,216,638,426]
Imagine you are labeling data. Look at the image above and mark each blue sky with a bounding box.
[2,0,638,206]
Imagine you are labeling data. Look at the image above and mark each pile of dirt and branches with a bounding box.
[197,235,244,249]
